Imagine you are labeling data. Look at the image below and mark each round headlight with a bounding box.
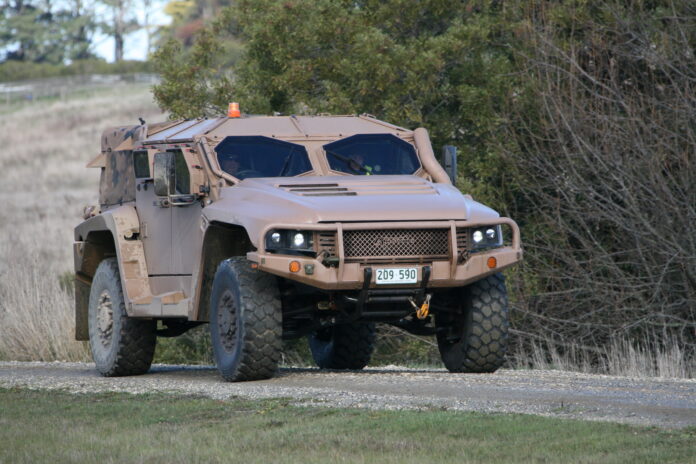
[473,230,483,243]
[293,233,306,248]
[486,228,496,240]
[271,232,281,244]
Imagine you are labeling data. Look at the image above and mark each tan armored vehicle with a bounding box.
[74,109,522,381]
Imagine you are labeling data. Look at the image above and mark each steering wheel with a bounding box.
[235,170,265,179]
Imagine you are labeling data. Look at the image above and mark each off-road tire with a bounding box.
[436,273,509,373]
[209,257,282,382]
[88,258,156,376]
[308,322,376,370]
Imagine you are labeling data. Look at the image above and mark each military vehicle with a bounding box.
[73,108,522,381]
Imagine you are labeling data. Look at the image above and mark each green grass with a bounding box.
[0,388,693,463]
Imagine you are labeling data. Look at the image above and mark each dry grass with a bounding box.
[0,83,164,361]
[509,337,695,379]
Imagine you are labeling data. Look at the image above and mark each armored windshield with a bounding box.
[324,134,420,176]
[215,136,313,180]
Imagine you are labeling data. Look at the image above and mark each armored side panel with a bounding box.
[99,125,146,208]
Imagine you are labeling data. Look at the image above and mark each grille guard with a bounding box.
[250,218,522,290]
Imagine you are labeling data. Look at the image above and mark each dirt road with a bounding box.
[1,361,694,429]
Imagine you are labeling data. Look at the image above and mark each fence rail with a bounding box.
[0,73,159,104]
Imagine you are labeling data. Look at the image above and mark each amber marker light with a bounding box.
[289,261,301,273]
[250,263,259,269]
[487,257,497,269]
[228,102,241,118]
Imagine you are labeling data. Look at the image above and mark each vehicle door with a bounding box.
[169,149,203,275]
[134,149,172,276]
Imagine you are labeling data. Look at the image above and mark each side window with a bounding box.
[133,151,150,178]
[153,152,174,196]
[174,151,190,194]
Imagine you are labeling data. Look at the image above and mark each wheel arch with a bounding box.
[190,221,255,321]
[74,206,152,340]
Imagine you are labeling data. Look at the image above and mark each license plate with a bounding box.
[375,268,418,285]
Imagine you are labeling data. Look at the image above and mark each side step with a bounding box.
[131,292,188,318]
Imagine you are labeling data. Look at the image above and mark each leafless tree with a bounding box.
[504,2,696,358]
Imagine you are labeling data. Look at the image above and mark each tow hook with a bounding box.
[410,293,432,320]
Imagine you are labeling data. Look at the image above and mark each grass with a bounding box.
[0,388,694,464]
[0,83,164,362]
[508,336,695,379]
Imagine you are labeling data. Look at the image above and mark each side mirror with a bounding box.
[441,145,457,187]
[153,151,200,207]
[153,152,174,197]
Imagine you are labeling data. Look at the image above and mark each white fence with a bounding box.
[0,73,159,104]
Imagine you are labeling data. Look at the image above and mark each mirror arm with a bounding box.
[441,145,458,187]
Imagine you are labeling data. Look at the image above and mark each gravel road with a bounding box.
[1,361,694,429]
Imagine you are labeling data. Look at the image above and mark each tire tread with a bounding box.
[437,273,509,373]
[89,258,155,377]
[212,258,282,381]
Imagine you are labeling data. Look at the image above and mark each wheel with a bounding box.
[436,273,509,373]
[88,258,156,376]
[209,257,282,381]
[308,322,376,370]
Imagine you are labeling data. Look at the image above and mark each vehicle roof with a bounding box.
[143,114,411,144]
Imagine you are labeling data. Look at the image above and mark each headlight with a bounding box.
[293,233,306,248]
[265,230,315,255]
[469,225,502,250]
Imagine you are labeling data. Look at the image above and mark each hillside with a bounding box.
[0,82,164,361]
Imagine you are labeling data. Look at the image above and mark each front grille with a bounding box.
[456,228,469,263]
[317,231,337,256]
[343,229,450,264]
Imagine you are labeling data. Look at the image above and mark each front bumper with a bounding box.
[246,219,522,291]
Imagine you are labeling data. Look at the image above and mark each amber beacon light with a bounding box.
[228,102,241,118]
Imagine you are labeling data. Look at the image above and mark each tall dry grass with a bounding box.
[509,336,695,379]
[0,83,163,361]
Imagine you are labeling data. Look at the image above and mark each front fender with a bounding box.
[74,206,153,325]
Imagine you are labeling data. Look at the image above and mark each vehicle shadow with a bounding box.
[276,366,447,377]
[146,364,445,378]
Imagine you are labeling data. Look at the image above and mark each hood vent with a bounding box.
[278,183,356,197]
[277,180,436,197]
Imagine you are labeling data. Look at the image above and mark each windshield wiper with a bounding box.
[278,150,297,177]
[325,149,370,174]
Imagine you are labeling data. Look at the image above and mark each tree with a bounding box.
[152,0,696,358]
[0,0,97,63]
[154,0,519,207]
[97,0,139,62]
[501,0,696,350]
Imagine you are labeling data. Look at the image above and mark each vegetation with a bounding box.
[0,84,163,362]
[152,0,696,366]
[0,54,691,379]
[1,1,693,377]
[0,59,153,82]
[1,388,694,464]
[0,0,96,63]
[0,0,167,64]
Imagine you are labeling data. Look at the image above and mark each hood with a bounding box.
[203,175,500,245]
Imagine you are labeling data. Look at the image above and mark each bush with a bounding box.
[504,1,696,352]
[150,0,696,370]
